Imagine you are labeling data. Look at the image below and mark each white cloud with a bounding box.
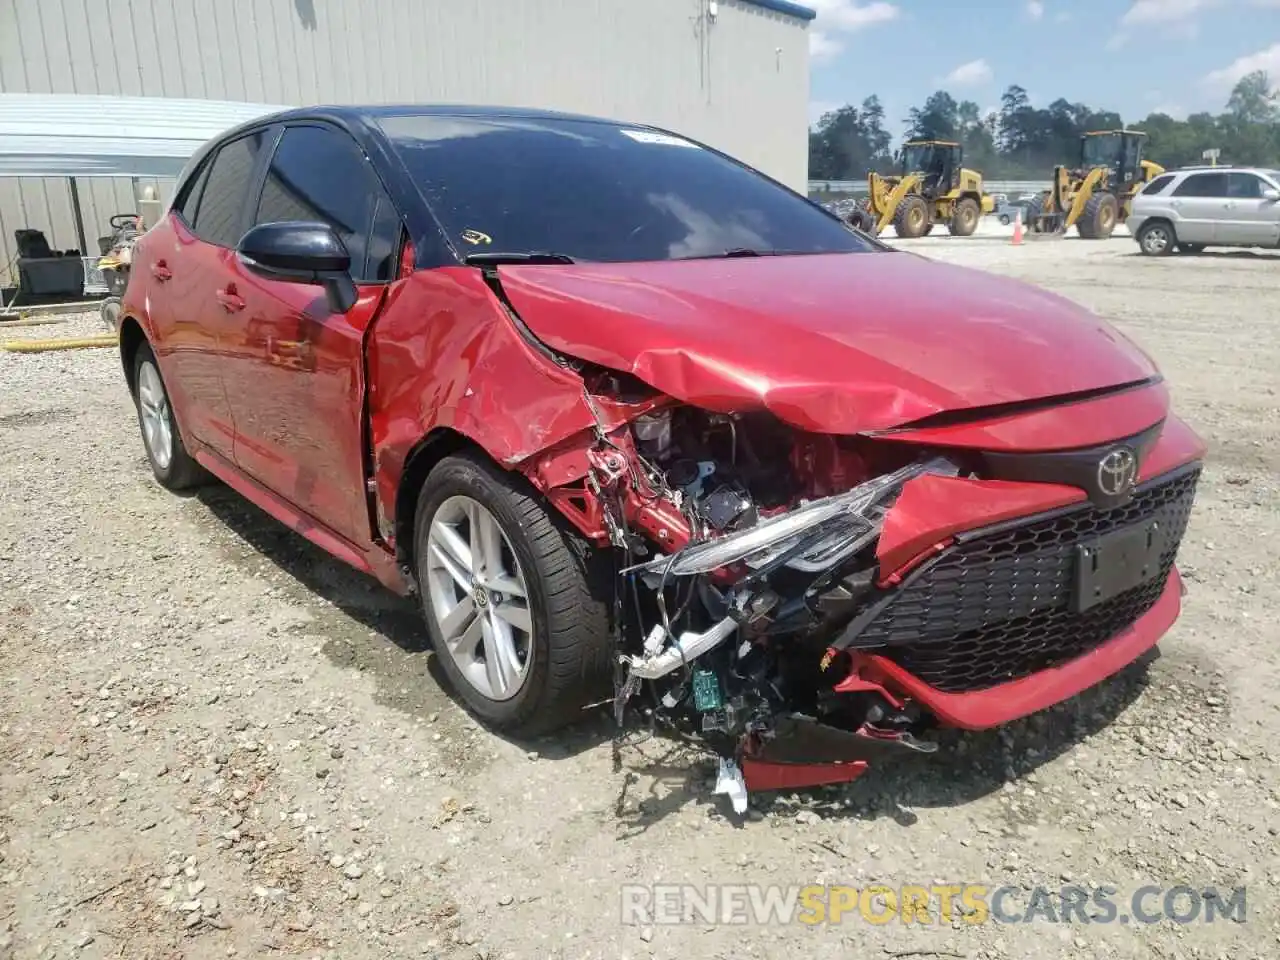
[1203,42,1280,90]
[1026,1,1045,20]
[1150,102,1187,118]
[807,0,899,30]
[1120,0,1220,26]
[944,59,994,86]
[809,30,842,61]
[806,1,899,60]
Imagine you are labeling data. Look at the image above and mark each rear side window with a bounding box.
[1141,174,1175,196]
[1172,173,1228,198]
[1227,173,1265,198]
[176,160,212,225]
[253,125,401,283]
[192,131,272,248]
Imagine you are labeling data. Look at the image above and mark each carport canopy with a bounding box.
[0,93,288,178]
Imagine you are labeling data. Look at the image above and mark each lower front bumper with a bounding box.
[738,567,1182,794]
[857,566,1182,730]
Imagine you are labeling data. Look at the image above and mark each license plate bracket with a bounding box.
[1072,521,1166,613]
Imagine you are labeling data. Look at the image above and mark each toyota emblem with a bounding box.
[1097,447,1138,498]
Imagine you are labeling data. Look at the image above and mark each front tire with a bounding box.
[892,195,931,238]
[1077,192,1119,239]
[1136,221,1176,256]
[414,453,613,737]
[131,343,207,490]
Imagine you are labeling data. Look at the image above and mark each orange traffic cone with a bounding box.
[1012,208,1024,246]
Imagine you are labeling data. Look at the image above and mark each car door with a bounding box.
[1169,172,1229,243]
[221,123,404,547]
[1225,172,1280,246]
[144,133,271,459]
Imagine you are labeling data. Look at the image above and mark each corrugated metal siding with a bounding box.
[0,0,808,278]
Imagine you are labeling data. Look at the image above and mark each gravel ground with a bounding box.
[2,237,1278,960]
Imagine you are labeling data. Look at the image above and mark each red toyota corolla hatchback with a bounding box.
[119,105,1203,802]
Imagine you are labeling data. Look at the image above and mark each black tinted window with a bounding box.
[194,131,270,248]
[177,159,211,225]
[1142,174,1174,196]
[255,125,400,283]
[378,115,873,262]
[1173,173,1228,198]
[1227,173,1264,198]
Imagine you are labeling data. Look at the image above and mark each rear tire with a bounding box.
[413,453,613,737]
[1136,220,1176,256]
[949,197,981,237]
[1077,192,1119,240]
[892,195,931,239]
[999,214,1011,226]
[131,342,207,491]
[847,200,876,233]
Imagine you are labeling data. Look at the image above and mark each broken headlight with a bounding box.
[630,457,957,577]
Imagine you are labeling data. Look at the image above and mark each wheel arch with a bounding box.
[118,315,149,395]
[1136,216,1178,250]
[393,426,483,572]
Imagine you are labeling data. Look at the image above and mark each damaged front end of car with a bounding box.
[506,351,1204,812]
[524,394,976,810]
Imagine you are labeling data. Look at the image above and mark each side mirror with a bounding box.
[1262,188,1280,202]
[237,221,357,313]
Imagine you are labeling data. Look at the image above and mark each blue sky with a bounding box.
[806,0,1280,136]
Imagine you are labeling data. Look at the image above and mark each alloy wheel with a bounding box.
[137,361,174,470]
[1142,225,1171,255]
[426,495,534,701]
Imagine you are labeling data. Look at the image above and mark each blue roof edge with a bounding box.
[740,0,818,22]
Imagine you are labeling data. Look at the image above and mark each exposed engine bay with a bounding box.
[549,394,964,810]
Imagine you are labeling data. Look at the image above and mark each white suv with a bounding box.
[1127,167,1280,256]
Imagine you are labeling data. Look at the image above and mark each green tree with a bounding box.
[1227,70,1278,124]
[905,91,959,141]
[808,99,895,179]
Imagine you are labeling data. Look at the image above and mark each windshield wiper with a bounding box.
[680,247,769,260]
[463,251,576,266]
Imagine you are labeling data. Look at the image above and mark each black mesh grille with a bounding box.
[862,467,1200,693]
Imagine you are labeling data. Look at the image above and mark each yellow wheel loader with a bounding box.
[863,140,995,239]
[1026,130,1165,239]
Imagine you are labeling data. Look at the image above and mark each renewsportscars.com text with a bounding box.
[620,883,1248,927]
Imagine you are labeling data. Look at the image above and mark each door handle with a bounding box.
[215,286,246,312]
[151,261,172,282]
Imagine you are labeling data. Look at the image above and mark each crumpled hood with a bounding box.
[496,252,1158,434]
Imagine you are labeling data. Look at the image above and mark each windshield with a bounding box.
[901,144,939,173]
[1081,134,1122,169]
[378,114,875,263]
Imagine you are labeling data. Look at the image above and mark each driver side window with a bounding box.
[253,125,402,283]
[1226,173,1264,199]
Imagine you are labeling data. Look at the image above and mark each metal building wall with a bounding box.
[0,0,809,280]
